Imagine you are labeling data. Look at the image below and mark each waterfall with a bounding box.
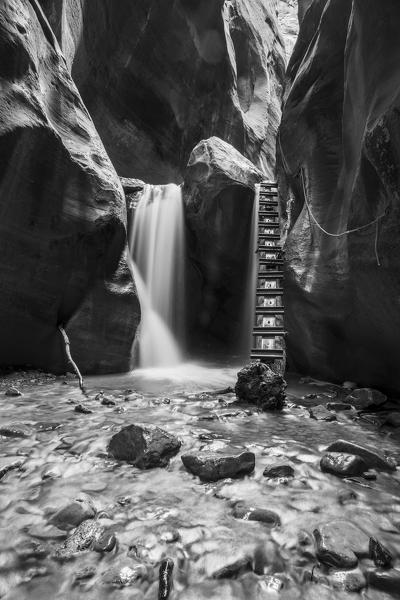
[129,184,185,368]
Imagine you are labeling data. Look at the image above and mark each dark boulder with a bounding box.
[181,451,255,482]
[320,453,367,478]
[263,464,294,479]
[108,424,181,469]
[235,362,286,410]
[314,520,370,569]
[325,439,396,472]
[345,388,387,410]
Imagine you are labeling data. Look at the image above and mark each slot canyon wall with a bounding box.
[0,0,139,374]
[279,0,400,391]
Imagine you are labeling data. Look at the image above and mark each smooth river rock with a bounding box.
[235,362,286,410]
[181,452,255,482]
[308,405,336,422]
[314,520,370,568]
[49,494,96,530]
[108,424,181,469]
[320,453,367,478]
[232,504,280,526]
[263,464,295,479]
[345,388,387,410]
[325,440,396,472]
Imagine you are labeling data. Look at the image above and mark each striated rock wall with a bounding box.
[38,0,286,183]
[0,0,139,374]
[279,0,400,391]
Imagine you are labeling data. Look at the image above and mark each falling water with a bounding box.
[129,184,185,367]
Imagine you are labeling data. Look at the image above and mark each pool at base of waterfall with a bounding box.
[0,365,400,599]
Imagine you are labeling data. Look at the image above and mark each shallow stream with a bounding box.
[1,365,400,599]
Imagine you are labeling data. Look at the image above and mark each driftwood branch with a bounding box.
[58,325,87,397]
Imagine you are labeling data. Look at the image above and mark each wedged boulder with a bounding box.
[0,0,139,374]
[183,138,263,360]
[345,388,387,410]
[320,453,367,478]
[314,520,370,568]
[108,424,181,469]
[325,440,396,472]
[235,362,286,410]
[181,452,255,482]
[39,0,286,183]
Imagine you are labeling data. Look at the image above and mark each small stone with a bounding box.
[342,381,357,391]
[93,531,116,553]
[366,568,400,595]
[314,520,370,568]
[325,439,396,472]
[52,519,103,561]
[0,458,23,480]
[337,489,358,505]
[108,423,181,468]
[0,423,31,438]
[369,537,393,568]
[74,404,92,414]
[101,396,116,406]
[232,504,280,526]
[235,362,286,410]
[160,530,180,543]
[345,388,387,410]
[263,575,285,592]
[326,402,352,411]
[181,451,255,482]
[49,494,96,530]
[263,464,294,478]
[320,453,367,477]
[308,405,336,421]
[329,568,366,592]
[74,566,96,582]
[5,387,22,397]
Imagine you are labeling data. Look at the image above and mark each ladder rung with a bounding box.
[253,328,286,335]
[255,307,284,315]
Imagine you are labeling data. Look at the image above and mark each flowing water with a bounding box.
[1,368,400,599]
[129,184,185,368]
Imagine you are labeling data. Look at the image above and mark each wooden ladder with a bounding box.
[250,181,286,368]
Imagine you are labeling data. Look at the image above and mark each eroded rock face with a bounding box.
[39,0,286,183]
[184,137,263,360]
[0,0,139,374]
[279,0,400,391]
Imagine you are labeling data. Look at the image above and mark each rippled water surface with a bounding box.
[1,365,400,599]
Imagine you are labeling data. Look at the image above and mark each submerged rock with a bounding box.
[345,388,387,410]
[108,424,181,468]
[235,362,286,410]
[0,423,32,438]
[320,453,367,478]
[4,387,22,397]
[181,452,255,482]
[314,520,370,568]
[308,405,336,422]
[263,464,294,479]
[366,569,400,595]
[49,494,96,530]
[0,458,23,480]
[52,519,113,561]
[232,504,280,526]
[325,440,396,472]
[329,569,366,592]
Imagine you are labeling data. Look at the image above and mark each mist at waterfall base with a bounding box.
[128,184,258,389]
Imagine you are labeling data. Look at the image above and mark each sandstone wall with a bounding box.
[279,0,400,391]
[0,0,139,373]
